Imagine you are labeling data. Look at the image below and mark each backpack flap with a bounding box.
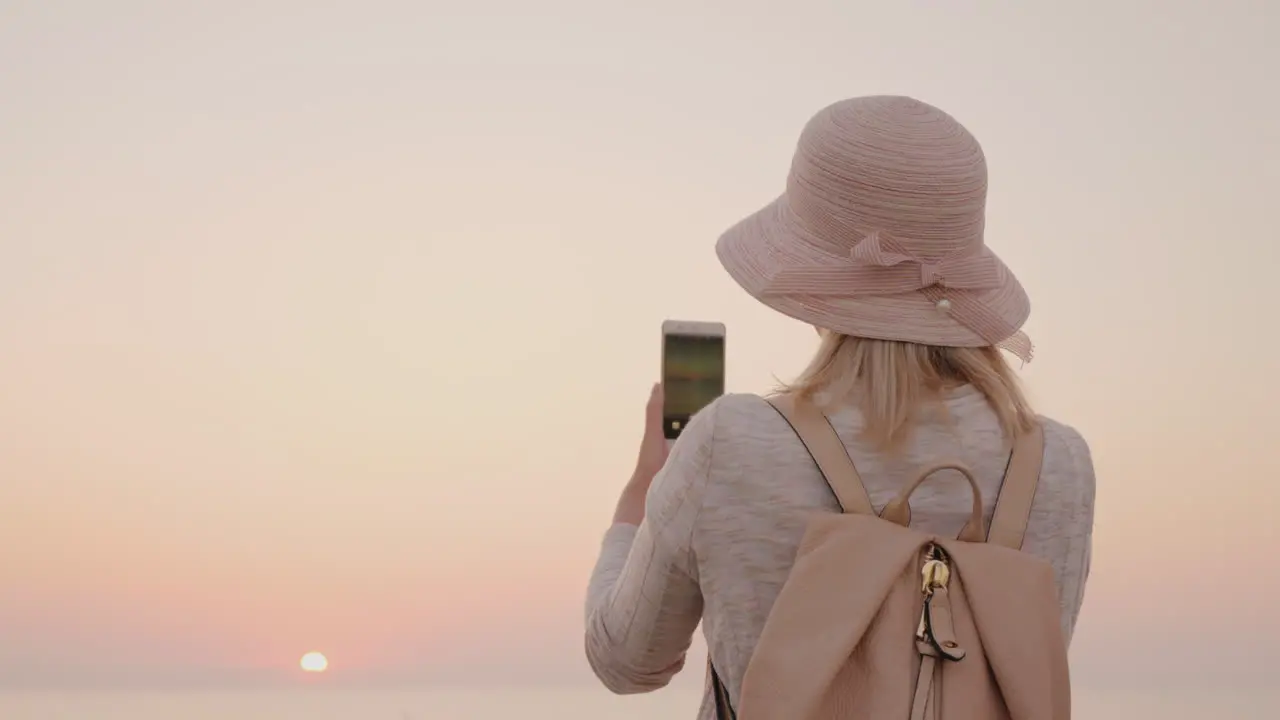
[737,515,929,719]
[943,540,1071,718]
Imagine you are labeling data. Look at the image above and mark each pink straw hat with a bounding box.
[716,96,1033,361]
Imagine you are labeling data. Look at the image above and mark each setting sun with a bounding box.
[299,651,329,673]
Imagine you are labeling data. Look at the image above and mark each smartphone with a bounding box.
[661,320,727,440]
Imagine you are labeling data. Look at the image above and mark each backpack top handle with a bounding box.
[880,462,987,543]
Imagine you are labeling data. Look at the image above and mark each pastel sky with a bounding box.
[1,0,1275,695]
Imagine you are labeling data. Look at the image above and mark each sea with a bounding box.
[0,687,1272,719]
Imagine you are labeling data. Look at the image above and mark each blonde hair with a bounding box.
[781,331,1035,451]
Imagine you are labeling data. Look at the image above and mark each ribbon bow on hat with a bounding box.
[760,229,1033,362]
[761,230,1004,297]
[849,231,1001,292]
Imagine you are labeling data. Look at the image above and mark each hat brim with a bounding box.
[716,196,1031,349]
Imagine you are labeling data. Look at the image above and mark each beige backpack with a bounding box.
[709,395,1070,720]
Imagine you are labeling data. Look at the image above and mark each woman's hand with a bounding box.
[613,383,670,526]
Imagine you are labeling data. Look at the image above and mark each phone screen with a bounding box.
[662,333,726,439]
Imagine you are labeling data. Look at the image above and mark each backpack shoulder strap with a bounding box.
[986,421,1046,549]
[765,394,875,515]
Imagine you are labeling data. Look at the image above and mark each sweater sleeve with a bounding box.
[583,399,718,694]
[1052,425,1097,645]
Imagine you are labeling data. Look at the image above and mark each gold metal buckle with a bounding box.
[917,544,952,641]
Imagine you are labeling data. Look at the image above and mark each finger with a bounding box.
[644,383,663,432]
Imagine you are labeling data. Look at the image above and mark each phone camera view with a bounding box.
[663,334,725,440]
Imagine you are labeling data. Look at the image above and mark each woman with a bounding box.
[584,96,1095,717]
